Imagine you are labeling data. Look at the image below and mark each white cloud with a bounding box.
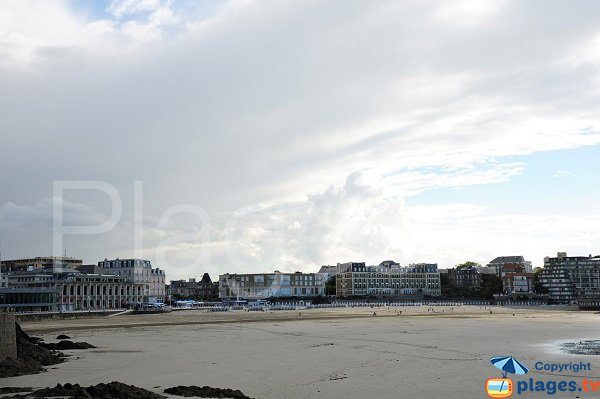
[0,0,194,69]
[431,0,510,29]
[1,169,599,281]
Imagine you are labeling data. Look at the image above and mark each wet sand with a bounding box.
[3,306,600,398]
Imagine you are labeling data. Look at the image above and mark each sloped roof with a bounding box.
[489,256,525,264]
[318,265,337,274]
[200,273,212,284]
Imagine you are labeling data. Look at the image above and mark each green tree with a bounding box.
[481,274,503,299]
[440,272,450,287]
[325,276,336,296]
[456,261,481,270]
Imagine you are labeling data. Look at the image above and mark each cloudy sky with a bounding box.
[1,0,600,280]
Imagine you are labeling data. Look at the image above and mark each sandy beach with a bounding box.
[3,306,600,398]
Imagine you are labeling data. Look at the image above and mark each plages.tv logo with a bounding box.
[485,356,529,398]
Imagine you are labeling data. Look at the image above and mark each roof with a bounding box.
[489,256,526,264]
[318,266,337,274]
[453,266,479,272]
[11,267,82,275]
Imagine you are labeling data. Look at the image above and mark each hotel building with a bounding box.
[96,258,166,302]
[335,261,441,297]
[5,267,146,310]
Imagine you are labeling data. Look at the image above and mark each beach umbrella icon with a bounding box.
[490,356,528,395]
[491,356,529,378]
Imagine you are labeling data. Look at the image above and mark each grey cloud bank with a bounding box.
[1,0,600,279]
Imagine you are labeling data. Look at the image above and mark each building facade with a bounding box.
[0,256,82,272]
[219,271,326,299]
[171,273,219,300]
[336,261,441,297]
[541,252,600,303]
[5,268,146,310]
[317,265,337,281]
[494,262,536,298]
[447,266,482,288]
[0,288,58,312]
[487,256,532,277]
[97,258,166,302]
[501,273,534,295]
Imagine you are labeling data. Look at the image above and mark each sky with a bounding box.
[1,0,600,281]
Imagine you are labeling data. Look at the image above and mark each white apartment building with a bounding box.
[97,258,166,302]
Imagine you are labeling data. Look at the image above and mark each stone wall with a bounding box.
[0,310,17,360]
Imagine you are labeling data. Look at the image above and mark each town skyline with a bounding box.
[0,250,593,283]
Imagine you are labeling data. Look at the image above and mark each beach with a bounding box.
[3,306,600,398]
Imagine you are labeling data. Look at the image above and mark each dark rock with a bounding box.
[15,382,166,399]
[561,340,600,355]
[0,323,66,378]
[56,334,71,340]
[164,385,254,398]
[40,340,96,350]
[29,383,86,398]
[0,387,33,394]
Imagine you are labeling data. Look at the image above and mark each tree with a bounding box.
[325,276,336,296]
[456,261,481,270]
[481,274,503,299]
[440,272,450,287]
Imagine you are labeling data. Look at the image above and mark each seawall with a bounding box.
[0,310,17,360]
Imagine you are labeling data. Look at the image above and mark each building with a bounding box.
[500,263,526,275]
[541,252,600,303]
[487,256,532,277]
[476,265,496,275]
[501,273,534,295]
[493,262,535,299]
[407,263,440,273]
[0,288,58,312]
[219,271,326,300]
[335,261,441,298]
[317,265,337,282]
[170,273,219,300]
[6,267,146,310]
[0,256,82,272]
[447,266,482,288]
[96,258,166,302]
